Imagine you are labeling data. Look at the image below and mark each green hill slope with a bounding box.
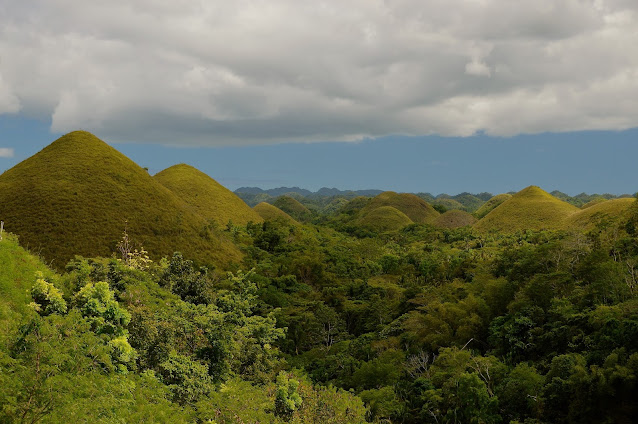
[434,210,477,229]
[474,194,512,219]
[339,196,371,215]
[254,202,298,224]
[272,196,312,221]
[474,186,579,233]
[361,191,439,224]
[356,206,413,232]
[433,198,465,211]
[581,198,608,209]
[154,164,263,227]
[0,131,241,268]
[565,198,635,231]
[0,233,56,324]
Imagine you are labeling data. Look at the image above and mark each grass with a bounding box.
[0,233,56,335]
[254,202,298,224]
[360,191,439,224]
[474,186,579,233]
[154,164,263,227]
[434,210,477,229]
[272,196,312,222]
[433,198,465,211]
[0,131,241,269]
[356,206,413,232]
[338,196,371,215]
[581,198,608,209]
[474,194,512,219]
[564,198,635,231]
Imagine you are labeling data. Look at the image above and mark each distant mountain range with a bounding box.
[235,186,384,197]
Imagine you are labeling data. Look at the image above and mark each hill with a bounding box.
[272,196,313,222]
[564,198,635,231]
[0,131,241,268]
[253,202,298,224]
[154,164,263,227]
[432,198,465,211]
[434,210,477,229]
[356,206,413,232]
[339,196,371,215]
[360,192,439,224]
[474,186,579,233]
[474,194,513,219]
[581,198,608,209]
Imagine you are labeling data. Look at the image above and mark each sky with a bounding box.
[0,1,637,195]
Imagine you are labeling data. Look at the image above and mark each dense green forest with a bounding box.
[2,132,638,423]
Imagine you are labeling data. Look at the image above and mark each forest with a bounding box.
[1,132,638,423]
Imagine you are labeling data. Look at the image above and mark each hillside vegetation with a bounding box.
[474,186,579,232]
[356,206,414,232]
[0,131,240,268]
[360,191,439,224]
[474,193,512,219]
[154,164,263,227]
[254,202,298,224]
[434,209,477,229]
[272,196,313,222]
[3,130,638,424]
[565,198,635,231]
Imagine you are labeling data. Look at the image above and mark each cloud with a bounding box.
[0,148,14,158]
[0,0,637,145]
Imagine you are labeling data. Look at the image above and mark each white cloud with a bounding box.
[0,0,637,145]
[0,148,14,158]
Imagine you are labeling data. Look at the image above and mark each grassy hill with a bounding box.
[434,210,477,229]
[272,196,312,222]
[339,196,371,215]
[432,198,465,211]
[356,206,413,232]
[0,131,241,269]
[474,186,579,233]
[564,198,635,231]
[581,198,608,209]
[0,233,56,327]
[474,194,512,219]
[254,202,298,224]
[154,164,263,227]
[360,192,439,224]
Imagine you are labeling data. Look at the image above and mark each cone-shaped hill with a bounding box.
[474,186,579,233]
[360,191,439,224]
[0,131,241,268]
[253,202,298,224]
[564,198,635,231]
[356,206,413,232]
[339,196,371,215]
[434,210,477,229]
[154,164,263,227]
[272,196,312,222]
[474,193,512,219]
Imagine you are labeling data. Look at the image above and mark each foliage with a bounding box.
[3,134,638,423]
[29,272,67,316]
[275,371,303,418]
